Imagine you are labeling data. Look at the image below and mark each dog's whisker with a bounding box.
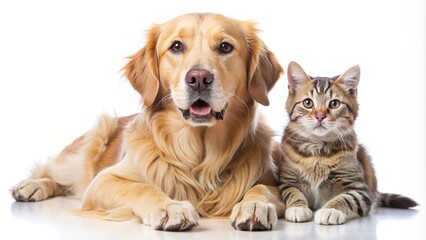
[150,94,174,111]
[223,92,249,111]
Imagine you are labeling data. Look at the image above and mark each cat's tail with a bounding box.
[379,193,418,209]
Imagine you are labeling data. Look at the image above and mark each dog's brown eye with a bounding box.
[219,42,233,54]
[170,41,184,53]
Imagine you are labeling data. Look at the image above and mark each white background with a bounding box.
[0,0,425,209]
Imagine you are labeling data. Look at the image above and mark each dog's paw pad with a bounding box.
[11,179,51,202]
[148,201,199,231]
[230,201,277,231]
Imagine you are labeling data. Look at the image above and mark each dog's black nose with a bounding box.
[185,70,213,92]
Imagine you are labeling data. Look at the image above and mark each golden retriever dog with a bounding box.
[12,13,285,231]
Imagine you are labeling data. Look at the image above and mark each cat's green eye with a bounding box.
[329,99,341,109]
[302,98,314,109]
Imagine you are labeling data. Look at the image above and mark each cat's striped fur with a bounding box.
[278,62,417,225]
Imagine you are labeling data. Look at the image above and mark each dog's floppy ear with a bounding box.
[124,25,161,107]
[245,22,283,106]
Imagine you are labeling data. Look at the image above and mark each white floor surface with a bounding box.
[2,194,425,240]
[1,1,425,240]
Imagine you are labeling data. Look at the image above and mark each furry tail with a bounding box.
[70,207,138,222]
[380,193,418,209]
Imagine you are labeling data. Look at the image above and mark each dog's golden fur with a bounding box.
[12,13,285,231]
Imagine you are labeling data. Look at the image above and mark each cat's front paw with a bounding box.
[230,200,277,231]
[285,206,313,222]
[315,208,346,225]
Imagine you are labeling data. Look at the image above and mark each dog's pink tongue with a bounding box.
[190,103,212,116]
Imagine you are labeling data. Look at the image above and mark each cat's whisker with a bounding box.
[337,127,358,159]
[282,127,303,145]
[334,127,349,152]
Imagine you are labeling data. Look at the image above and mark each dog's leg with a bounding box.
[12,135,97,202]
[81,172,199,231]
[230,184,284,231]
[11,155,72,202]
[12,114,123,202]
[12,175,66,202]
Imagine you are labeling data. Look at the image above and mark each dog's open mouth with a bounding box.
[190,99,212,116]
[180,99,225,122]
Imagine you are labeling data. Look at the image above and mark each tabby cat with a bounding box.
[278,61,417,225]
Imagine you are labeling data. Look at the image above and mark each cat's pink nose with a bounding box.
[315,114,326,122]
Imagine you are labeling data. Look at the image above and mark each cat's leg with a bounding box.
[280,186,313,222]
[315,188,373,225]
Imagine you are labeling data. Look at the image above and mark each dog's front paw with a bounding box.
[11,179,53,202]
[230,200,277,231]
[315,208,346,225]
[285,206,313,222]
[146,201,199,231]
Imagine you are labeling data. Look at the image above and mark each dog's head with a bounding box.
[125,13,282,126]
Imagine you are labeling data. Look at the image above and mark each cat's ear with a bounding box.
[287,61,310,94]
[336,65,360,95]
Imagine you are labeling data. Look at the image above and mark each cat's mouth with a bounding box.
[313,123,328,134]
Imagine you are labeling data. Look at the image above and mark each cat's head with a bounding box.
[285,61,360,140]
